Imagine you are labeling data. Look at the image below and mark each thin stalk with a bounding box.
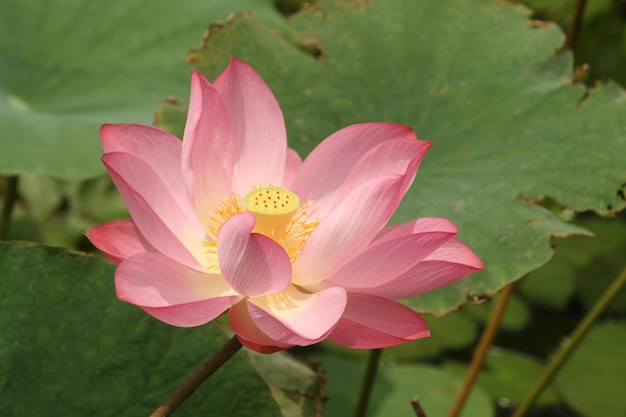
[411,397,428,417]
[447,281,519,417]
[564,0,587,50]
[354,348,383,417]
[0,176,19,240]
[511,265,626,417]
[149,335,243,417]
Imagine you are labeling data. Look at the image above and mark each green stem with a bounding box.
[447,281,519,417]
[512,265,626,417]
[354,348,383,417]
[0,176,19,240]
[149,335,243,417]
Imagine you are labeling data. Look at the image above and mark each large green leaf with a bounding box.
[0,242,282,416]
[0,0,285,179]
[248,351,324,417]
[184,0,626,313]
[521,214,626,311]
[311,352,493,417]
[445,348,560,407]
[555,320,626,417]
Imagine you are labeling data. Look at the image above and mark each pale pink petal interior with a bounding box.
[247,286,347,343]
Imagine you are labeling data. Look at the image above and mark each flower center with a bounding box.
[243,186,299,239]
[203,186,318,272]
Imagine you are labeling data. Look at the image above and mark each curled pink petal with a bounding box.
[217,213,292,297]
[247,286,347,343]
[362,239,485,299]
[116,252,237,307]
[292,123,416,212]
[182,72,234,230]
[85,219,154,265]
[294,175,404,286]
[230,301,294,353]
[328,293,429,349]
[142,298,237,327]
[324,230,456,291]
[214,58,287,195]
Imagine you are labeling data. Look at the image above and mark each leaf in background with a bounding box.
[0,0,286,179]
[521,0,626,88]
[461,295,531,332]
[16,174,129,247]
[0,242,282,416]
[445,348,560,407]
[310,352,493,417]
[521,214,626,312]
[182,0,626,314]
[555,320,626,417]
[248,351,325,417]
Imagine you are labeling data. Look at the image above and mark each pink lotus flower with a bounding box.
[86,58,483,353]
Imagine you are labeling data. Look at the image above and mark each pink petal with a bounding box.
[323,230,456,291]
[141,298,237,327]
[328,293,429,349]
[282,148,302,189]
[181,72,234,231]
[230,301,294,353]
[103,152,205,270]
[294,175,404,286]
[362,238,485,299]
[374,217,459,244]
[213,58,287,195]
[85,219,154,264]
[247,286,347,344]
[116,252,238,307]
[292,123,416,214]
[101,123,182,159]
[100,124,190,210]
[332,138,430,215]
[217,212,292,297]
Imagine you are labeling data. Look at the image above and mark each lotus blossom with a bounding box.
[86,58,483,353]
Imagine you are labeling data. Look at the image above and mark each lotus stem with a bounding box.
[511,265,626,417]
[149,335,243,417]
[354,348,383,417]
[447,280,519,417]
[564,0,587,50]
[0,176,19,240]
